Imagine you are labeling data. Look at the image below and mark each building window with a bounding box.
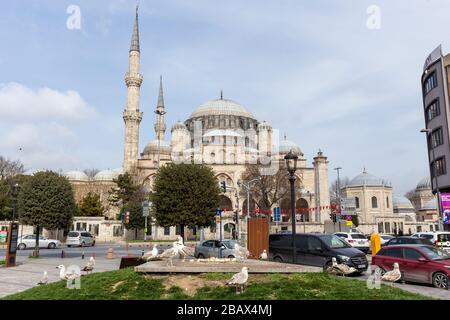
[429,127,443,148]
[386,197,389,208]
[426,99,440,122]
[164,227,170,236]
[355,197,359,209]
[371,196,378,208]
[384,222,391,234]
[431,157,447,177]
[113,226,123,237]
[423,72,437,95]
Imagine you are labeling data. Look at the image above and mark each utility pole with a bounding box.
[334,167,342,232]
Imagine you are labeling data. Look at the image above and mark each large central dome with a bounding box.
[189,98,255,119]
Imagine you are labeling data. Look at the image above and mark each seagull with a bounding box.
[142,244,159,261]
[381,263,402,284]
[235,243,250,262]
[176,236,195,261]
[82,256,95,274]
[329,257,357,276]
[158,241,180,267]
[226,266,249,294]
[56,265,80,281]
[37,271,48,285]
[259,249,268,260]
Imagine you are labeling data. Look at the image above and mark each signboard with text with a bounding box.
[440,193,450,225]
[340,198,356,215]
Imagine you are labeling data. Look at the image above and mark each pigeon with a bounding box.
[259,249,268,260]
[329,257,357,276]
[82,257,95,273]
[37,271,48,285]
[226,266,249,294]
[142,244,159,261]
[235,243,250,262]
[381,262,402,284]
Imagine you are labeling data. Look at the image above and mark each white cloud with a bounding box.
[0,82,95,121]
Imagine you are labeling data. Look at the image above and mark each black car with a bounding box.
[269,233,368,273]
[385,236,433,246]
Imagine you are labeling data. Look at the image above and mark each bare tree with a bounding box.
[329,177,350,203]
[404,189,415,202]
[240,163,301,210]
[83,168,100,179]
[0,156,25,181]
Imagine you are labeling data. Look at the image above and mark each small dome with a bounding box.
[64,171,89,181]
[94,170,119,181]
[142,139,171,155]
[171,121,187,132]
[257,121,272,131]
[348,170,391,187]
[416,177,431,190]
[279,138,303,156]
[189,98,255,119]
[422,198,437,210]
[112,167,123,175]
[393,195,414,209]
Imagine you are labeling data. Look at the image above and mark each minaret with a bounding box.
[154,76,167,141]
[123,6,143,174]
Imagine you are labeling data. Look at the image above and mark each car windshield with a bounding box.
[350,234,366,239]
[420,246,450,261]
[67,232,79,237]
[221,240,236,249]
[319,235,351,248]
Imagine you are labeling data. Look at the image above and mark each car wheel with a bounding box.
[273,256,283,263]
[81,242,85,247]
[48,242,56,249]
[432,272,449,289]
[227,255,235,259]
[92,241,95,247]
[18,243,26,250]
[197,253,205,259]
[67,245,71,248]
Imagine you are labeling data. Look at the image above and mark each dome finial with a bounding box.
[363,166,367,173]
[284,133,287,140]
[220,90,223,100]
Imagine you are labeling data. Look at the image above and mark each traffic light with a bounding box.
[220,181,226,193]
[125,211,130,224]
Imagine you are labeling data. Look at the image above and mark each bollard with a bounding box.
[141,249,144,257]
[61,250,65,259]
[107,247,113,259]
[81,251,85,259]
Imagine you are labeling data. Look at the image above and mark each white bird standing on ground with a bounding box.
[82,256,95,274]
[235,243,250,262]
[143,244,159,261]
[158,241,180,267]
[381,262,402,284]
[259,249,268,260]
[56,265,80,281]
[226,266,249,294]
[37,271,48,285]
[176,236,195,261]
[329,257,357,276]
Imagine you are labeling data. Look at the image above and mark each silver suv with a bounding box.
[66,231,95,247]
[194,240,238,259]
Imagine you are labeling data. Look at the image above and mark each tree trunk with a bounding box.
[135,228,138,240]
[180,225,185,241]
[35,226,40,257]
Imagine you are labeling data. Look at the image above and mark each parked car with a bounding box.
[385,236,433,246]
[269,233,368,273]
[194,240,238,259]
[334,232,370,253]
[17,235,61,250]
[66,231,95,247]
[412,232,450,252]
[372,244,450,289]
[379,234,395,246]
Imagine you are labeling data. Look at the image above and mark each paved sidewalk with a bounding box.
[0,256,120,298]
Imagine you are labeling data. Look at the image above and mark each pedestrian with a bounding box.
[398,229,403,236]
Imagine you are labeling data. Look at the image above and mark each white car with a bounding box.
[334,232,370,253]
[412,231,450,252]
[379,234,394,246]
[66,231,95,247]
[17,235,61,250]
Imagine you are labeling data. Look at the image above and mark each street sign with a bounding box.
[142,207,150,217]
[5,222,18,267]
[273,207,281,222]
[340,198,356,215]
[0,230,7,243]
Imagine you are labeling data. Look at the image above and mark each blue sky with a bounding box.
[0,0,449,195]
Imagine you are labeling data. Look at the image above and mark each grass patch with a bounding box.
[3,269,430,300]
[0,260,5,266]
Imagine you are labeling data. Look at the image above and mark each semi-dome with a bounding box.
[189,98,255,119]
[142,139,171,155]
[279,138,303,156]
[171,121,187,132]
[416,177,431,190]
[393,195,414,209]
[348,170,391,187]
[94,170,119,181]
[64,171,89,181]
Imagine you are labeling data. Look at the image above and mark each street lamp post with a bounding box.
[334,167,342,232]
[284,150,299,264]
[421,128,443,231]
[237,177,261,247]
[11,183,20,222]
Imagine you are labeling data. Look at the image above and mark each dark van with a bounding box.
[269,233,368,273]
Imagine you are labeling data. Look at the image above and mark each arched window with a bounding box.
[355,197,359,209]
[371,196,378,208]
[245,137,250,147]
[386,196,389,208]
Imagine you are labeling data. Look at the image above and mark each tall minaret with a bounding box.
[154,76,167,141]
[123,6,143,174]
